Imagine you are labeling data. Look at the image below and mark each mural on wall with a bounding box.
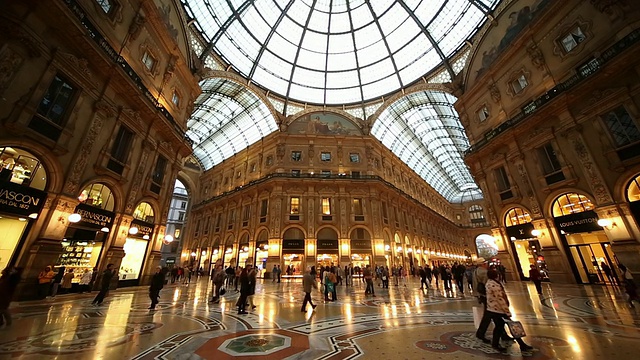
[473,0,551,80]
[288,112,362,136]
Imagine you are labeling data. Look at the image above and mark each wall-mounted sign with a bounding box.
[553,210,601,234]
[74,203,115,229]
[350,240,371,250]
[0,181,47,217]
[282,239,304,249]
[506,223,535,240]
[131,219,154,239]
[317,240,338,250]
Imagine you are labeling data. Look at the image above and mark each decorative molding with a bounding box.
[124,145,152,213]
[59,52,93,80]
[515,161,542,218]
[526,42,546,71]
[488,83,501,103]
[567,131,614,205]
[128,12,146,40]
[0,22,41,58]
[0,47,23,96]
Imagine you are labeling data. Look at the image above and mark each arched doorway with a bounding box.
[316,227,339,268]
[162,179,190,268]
[120,201,155,286]
[0,146,49,270]
[350,228,372,268]
[222,235,235,268]
[504,207,548,281]
[282,228,305,276]
[626,174,640,226]
[237,233,250,267]
[254,230,269,276]
[552,192,617,284]
[475,234,498,261]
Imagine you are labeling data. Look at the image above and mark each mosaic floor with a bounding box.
[1,276,639,359]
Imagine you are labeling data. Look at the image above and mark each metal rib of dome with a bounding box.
[187,78,278,170]
[372,90,482,202]
[182,0,499,105]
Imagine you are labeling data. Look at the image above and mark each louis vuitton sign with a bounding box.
[506,223,535,240]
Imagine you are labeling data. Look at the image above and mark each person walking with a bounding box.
[419,266,427,290]
[529,265,543,295]
[601,262,619,285]
[276,265,282,283]
[92,264,115,306]
[485,269,533,353]
[183,267,191,284]
[61,268,74,294]
[37,266,55,299]
[50,267,65,297]
[620,264,639,307]
[237,267,250,314]
[474,258,492,343]
[381,266,390,288]
[272,265,277,282]
[364,264,375,296]
[209,263,226,303]
[432,265,440,289]
[301,267,318,312]
[247,265,257,310]
[149,266,165,310]
[0,267,22,327]
[79,269,92,293]
[324,269,337,301]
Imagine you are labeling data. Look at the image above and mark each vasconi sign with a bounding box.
[0,181,47,217]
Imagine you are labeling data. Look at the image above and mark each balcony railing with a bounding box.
[465,27,640,155]
[62,0,193,147]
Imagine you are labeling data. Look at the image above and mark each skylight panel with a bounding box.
[325,87,362,104]
[386,20,420,54]
[329,12,351,33]
[242,7,271,43]
[307,9,330,32]
[325,70,360,89]
[291,68,325,89]
[289,84,324,103]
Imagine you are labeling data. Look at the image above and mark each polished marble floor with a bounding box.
[1,276,638,359]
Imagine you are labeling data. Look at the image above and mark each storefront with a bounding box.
[552,193,618,284]
[316,239,339,267]
[60,201,115,287]
[282,239,304,276]
[504,207,549,281]
[0,147,48,270]
[237,234,250,267]
[350,239,372,268]
[222,236,235,268]
[0,180,47,270]
[120,202,155,286]
[254,241,269,276]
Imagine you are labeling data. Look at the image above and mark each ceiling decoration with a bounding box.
[371,90,482,202]
[182,0,499,105]
[186,77,278,170]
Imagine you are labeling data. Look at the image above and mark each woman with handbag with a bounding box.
[486,269,533,353]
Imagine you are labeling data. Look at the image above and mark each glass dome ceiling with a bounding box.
[372,90,481,203]
[182,0,499,105]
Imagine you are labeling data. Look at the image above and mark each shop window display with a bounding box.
[0,216,28,271]
[56,239,103,283]
[0,147,47,190]
[119,238,148,281]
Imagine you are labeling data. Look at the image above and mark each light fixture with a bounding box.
[18,217,27,222]
[143,235,150,240]
[263,244,269,250]
[129,227,139,235]
[416,249,421,254]
[397,246,402,252]
[164,234,174,242]
[597,219,614,228]
[100,227,110,233]
[68,213,81,223]
[28,213,38,219]
[385,245,390,251]
[243,246,249,252]
[407,248,413,253]
[202,250,206,256]
[213,249,219,254]
[190,251,197,257]
[510,236,516,241]
[531,229,541,237]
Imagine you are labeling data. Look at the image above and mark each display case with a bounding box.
[56,240,102,283]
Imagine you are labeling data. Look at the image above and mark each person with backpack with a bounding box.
[210,263,226,303]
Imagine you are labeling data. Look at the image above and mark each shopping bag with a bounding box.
[472,306,483,329]
[327,282,335,293]
[505,320,526,338]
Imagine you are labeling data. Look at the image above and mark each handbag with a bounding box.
[505,320,526,338]
[220,286,226,296]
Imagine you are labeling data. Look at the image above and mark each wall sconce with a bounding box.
[407,248,413,253]
[397,246,402,252]
[129,226,139,235]
[202,250,207,256]
[100,227,110,233]
[213,249,219,254]
[243,246,249,252]
[416,249,421,254]
[598,218,616,229]
[225,248,232,254]
[28,213,38,219]
[164,234,174,243]
[190,251,197,257]
[263,244,269,250]
[142,235,150,240]
[68,213,81,223]
[530,229,541,237]
[384,244,391,251]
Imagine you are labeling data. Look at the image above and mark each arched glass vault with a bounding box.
[372,90,481,202]
[182,0,500,105]
[186,78,278,170]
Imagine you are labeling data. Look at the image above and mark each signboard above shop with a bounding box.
[130,219,154,239]
[317,240,338,249]
[282,239,304,249]
[0,180,47,217]
[74,203,115,230]
[553,210,601,234]
[351,240,372,250]
[506,223,535,240]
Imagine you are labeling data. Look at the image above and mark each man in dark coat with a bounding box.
[0,267,22,326]
[149,266,165,310]
[92,264,115,306]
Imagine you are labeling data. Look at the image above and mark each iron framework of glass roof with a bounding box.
[186,78,279,170]
[182,0,499,105]
[371,90,482,203]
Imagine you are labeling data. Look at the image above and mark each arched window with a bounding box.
[626,175,640,202]
[283,227,304,240]
[504,207,532,227]
[551,193,594,217]
[350,228,371,240]
[133,202,154,223]
[78,183,115,211]
[317,227,338,240]
[0,147,47,190]
[469,204,485,224]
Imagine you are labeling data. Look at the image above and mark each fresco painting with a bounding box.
[288,112,362,136]
[475,0,550,80]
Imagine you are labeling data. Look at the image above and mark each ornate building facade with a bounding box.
[0,0,199,298]
[458,0,640,283]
